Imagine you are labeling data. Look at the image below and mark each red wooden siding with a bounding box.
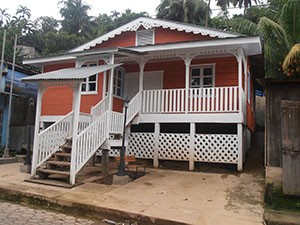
[42,63,104,115]
[155,27,214,44]
[92,27,214,50]
[94,31,136,49]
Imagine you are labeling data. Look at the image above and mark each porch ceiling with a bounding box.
[22,64,120,82]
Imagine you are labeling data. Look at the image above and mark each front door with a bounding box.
[124,71,163,100]
[281,100,300,196]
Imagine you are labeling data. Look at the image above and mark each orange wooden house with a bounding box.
[23,17,262,185]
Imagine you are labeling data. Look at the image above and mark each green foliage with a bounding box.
[229,0,300,79]
[156,0,210,25]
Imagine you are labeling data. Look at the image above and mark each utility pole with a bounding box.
[3,34,17,158]
[0,30,6,81]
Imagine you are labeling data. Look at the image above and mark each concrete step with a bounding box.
[46,161,70,167]
[37,168,70,176]
[53,152,71,158]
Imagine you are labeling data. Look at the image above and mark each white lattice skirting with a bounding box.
[194,134,238,163]
[158,133,190,160]
[128,132,239,164]
[128,133,154,158]
[96,148,120,157]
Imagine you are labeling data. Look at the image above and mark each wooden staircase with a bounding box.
[36,137,72,181]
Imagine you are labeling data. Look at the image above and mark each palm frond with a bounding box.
[229,17,258,35]
[257,17,291,64]
[282,43,300,72]
[279,0,300,44]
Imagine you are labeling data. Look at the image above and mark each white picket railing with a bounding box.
[110,111,123,133]
[73,112,108,174]
[78,113,92,132]
[142,86,240,114]
[91,95,108,117]
[126,92,142,125]
[34,111,74,170]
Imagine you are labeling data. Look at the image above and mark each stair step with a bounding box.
[54,152,71,157]
[47,161,70,167]
[37,168,70,176]
[60,145,71,150]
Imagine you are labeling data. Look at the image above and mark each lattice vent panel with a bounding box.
[96,148,120,157]
[158,133,189,160]
[128,133,154,158]
[194,134,238,163]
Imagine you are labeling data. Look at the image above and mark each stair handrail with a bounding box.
[91,95,108,117]
[126,92,142,126]
[78,112,92,133]
[32,111,74,174]
[72,111,108,175]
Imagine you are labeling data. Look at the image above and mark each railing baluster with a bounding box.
[157,90,161,113]
[234,87,237,111]
[165,90,169,112]
[225,87,228,111]
[229,87,233,111]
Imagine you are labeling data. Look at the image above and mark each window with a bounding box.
[81,62,98,94]
[113,68,124,98]
[136,29,154,46]
[190,65,215,88]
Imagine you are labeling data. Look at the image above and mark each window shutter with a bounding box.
[136,29,154,46]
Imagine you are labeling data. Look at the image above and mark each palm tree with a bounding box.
[16,5,31,20]
[0,8,10,27]
[156,0,209,25]
[58,0,92,35]
[229,0,300,78]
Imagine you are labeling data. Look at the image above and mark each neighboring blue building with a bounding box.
[0,62,37,150]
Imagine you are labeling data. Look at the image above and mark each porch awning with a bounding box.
[22,64,120,82]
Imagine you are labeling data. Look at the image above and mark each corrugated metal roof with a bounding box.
[22,64,120,82]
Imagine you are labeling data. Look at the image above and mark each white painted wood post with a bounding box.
[237,51,243,114]
[102,70,107,98]
[106,55,115,138]
[189,123,195,171]
[70,82,82,185]
[139,61,145,93]
[237,123,243,172]
[153,122,159,168]
[31,84,46,176]
[184,58,191,114]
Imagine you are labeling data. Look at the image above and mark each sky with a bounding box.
[1,0,244,20]
[1,0,162,20]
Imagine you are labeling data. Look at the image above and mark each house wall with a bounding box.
[42,62,104,115]
[41,56,242,116]
[93,27,214,49]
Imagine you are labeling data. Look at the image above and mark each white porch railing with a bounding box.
[33,111,74,173]
[73,112,108,174]
[110,111,123,133]
[78,113,92,132]
[126,92,142,125]
[91,95,108,117]
[142,86,240,114]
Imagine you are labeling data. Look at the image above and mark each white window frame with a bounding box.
[190,64,215,88]
[136,29,155,46]
[113,67,125,98]
[81,62,98,95]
